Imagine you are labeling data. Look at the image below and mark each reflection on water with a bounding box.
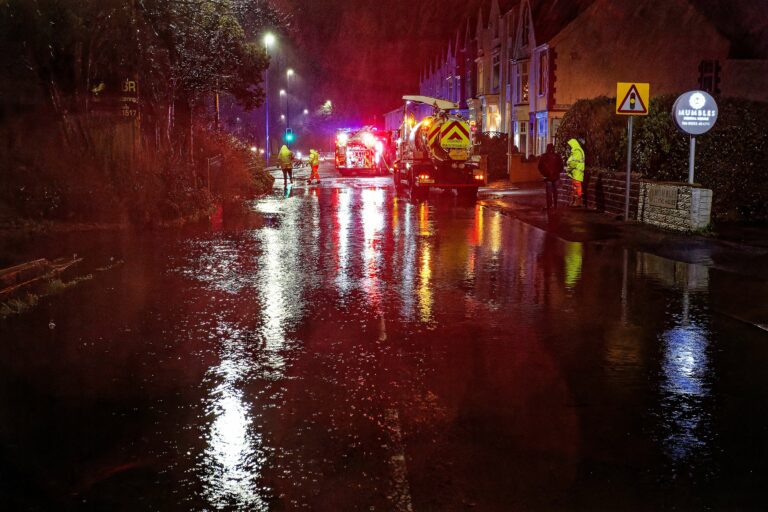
[362,188,385,310]
[336,189,352,294]
[660,322,712,466]
[189,194,312,509]
[489,210,502,254]
[659,287,713,465]
[418,241,433,323]
[201,324,268,510]
[636,252,714,468]
[564,242,583,290]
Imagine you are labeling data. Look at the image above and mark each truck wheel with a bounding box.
[393,170,403,192]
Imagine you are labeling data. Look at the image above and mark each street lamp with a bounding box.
[303,108,309,115]
[263,33,276,161]
[286,69,294,134]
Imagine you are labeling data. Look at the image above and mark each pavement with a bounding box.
[478,179,768,281]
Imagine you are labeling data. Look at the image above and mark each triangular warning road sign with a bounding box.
[617,84,648,114]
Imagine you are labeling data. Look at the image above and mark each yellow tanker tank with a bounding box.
[415,115,472,163]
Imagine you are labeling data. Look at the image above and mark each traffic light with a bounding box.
[284,128,295,143]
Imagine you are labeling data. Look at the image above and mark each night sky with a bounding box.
[266,0,768,125]
[271,0,487,123]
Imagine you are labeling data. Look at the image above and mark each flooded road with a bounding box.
[2,168,768,510]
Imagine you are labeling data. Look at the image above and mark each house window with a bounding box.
[516,61,529,103]
[477,61,484,95]
[698,59,721,94]
[538,52,548,97]
[492,54,501,92]
[537,115,548,155]
[486,105,500,132]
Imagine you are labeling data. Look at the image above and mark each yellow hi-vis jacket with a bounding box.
[566,139,585,182]
[309,149,319,166]
[277,145,293,168]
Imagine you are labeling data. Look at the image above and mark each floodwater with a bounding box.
[1,175,768,511]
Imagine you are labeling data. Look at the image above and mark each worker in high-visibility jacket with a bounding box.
[566,138,586,207]
[278,144,294,187]
[307,149,320,184]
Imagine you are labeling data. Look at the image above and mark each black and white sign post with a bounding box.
[672,91,718,184]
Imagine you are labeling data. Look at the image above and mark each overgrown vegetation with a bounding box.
[476,132,509,181]
[0,0,284,226]
[555,95,768,221]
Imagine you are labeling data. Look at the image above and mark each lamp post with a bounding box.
[263,33,275,161]
[286,68,294,135]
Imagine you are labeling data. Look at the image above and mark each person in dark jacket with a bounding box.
[538,143,564,209]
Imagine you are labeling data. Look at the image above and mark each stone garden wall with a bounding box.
[637,182,712,231]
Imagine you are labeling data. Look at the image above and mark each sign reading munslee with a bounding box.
[673,91,718,135]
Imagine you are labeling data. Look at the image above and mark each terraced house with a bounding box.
[415,0,768,177]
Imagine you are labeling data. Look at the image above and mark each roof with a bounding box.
[528,0,768,58]
[689,0,768,58]
[530,0,595,44]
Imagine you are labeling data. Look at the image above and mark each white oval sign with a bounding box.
[673,90,718,135]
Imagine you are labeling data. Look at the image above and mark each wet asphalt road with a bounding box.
[2,161,768,511]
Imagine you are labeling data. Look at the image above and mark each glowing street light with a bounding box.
[263,32,276,161]
[279,89,286,96]
[303,108,309,115]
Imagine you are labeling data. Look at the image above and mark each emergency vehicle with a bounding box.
[335,127,388,176]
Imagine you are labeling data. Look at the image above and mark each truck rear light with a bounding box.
[418,173,435,183]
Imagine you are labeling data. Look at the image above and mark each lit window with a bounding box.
[516,61,529,103]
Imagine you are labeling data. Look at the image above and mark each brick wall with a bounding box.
[558,170,642,219]
[509,154,542,183]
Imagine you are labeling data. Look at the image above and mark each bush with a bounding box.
[556,94,768,222]
[635,95,768,221]
[0,112,273,226]
[475,132,509,180]
[554,96,627,170]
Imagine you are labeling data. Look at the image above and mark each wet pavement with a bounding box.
[2,162,768,511]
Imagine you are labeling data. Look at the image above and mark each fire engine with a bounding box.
[335,126,387,176]
[392,95,483,201]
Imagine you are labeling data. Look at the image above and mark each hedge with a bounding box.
[555,95,768,222]
[476,132,509,181]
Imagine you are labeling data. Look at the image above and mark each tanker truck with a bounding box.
[392,95,484,201]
